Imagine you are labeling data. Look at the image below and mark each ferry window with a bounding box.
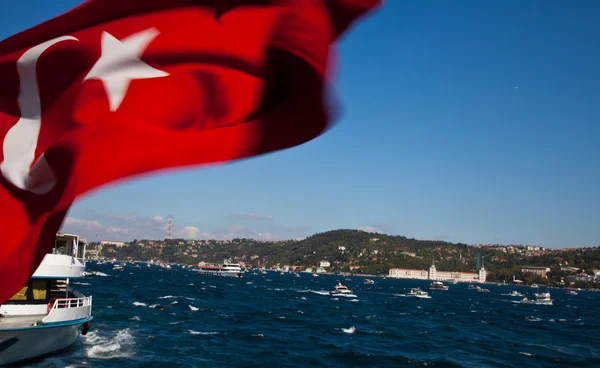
[77,243,85,258]
[32,280,48,300]
[54,239,67,255]
[9,285,28,301]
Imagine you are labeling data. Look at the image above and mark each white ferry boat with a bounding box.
[521,292,553,305]
[407,287,431,298]
[430,281,449,290]
[0,233,93,366]
[196,262,244,277]
[330,282,353,296]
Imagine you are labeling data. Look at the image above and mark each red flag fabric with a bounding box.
[0,0,380,303]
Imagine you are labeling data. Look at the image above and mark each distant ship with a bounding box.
[196,262,244,277]
[429,281,449,290]
[330,282,353,296]
[0,233,94,366]
[407,287,431,298]
[521,292,553,305]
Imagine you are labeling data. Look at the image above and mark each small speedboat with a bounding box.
[509,290,523,297]
[521,292,553,305]
[565,290,578,295]
[330,282,353,296]
[407,287,431,298]
[364,279,375,285]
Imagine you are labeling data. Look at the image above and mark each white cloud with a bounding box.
[357,225,383,234]
[256,232,277,241]
[228,212,274,221]
[63,211,311,242]
[64,217,102,230]
[106,226,131,234]
[178,226,200,239]
[269,223,311,232]
[176,226,219,240]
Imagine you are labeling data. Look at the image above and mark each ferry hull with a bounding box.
[0,317,93,366]
[197,270,243,277]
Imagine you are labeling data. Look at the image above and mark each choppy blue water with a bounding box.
[24,262,600,367]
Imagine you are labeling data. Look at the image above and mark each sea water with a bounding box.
[24,262,600,367]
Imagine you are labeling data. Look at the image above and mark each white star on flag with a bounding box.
[84,28,169,111]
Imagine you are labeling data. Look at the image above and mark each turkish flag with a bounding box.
[0,0,380,303]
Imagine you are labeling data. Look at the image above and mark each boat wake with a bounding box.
[26,328,137,366]
[298,289,330,296]
[85,329,135,359]
[335,294,358,298]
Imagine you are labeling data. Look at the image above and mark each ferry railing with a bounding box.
[51,296,92,309]
[43,296,92,323]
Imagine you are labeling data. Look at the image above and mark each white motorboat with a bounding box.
[364,279,375,285]
[330,282,353,296]
[509,290,523,297]
[430,281,449,290]
[521,292,553,305]
[565,290,578,296]
[0,233,94,366]
[407,287,431,298]
[196,262,244,277]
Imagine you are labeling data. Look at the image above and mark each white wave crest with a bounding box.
[188,330,219,335]
[342,326,356,334]
[84,328,135,359]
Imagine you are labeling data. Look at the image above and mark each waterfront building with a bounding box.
[388,268,429,280]
[520,266,551,277]
[388,261,486,283]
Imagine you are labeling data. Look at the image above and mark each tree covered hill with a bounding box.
[95,229,600,283]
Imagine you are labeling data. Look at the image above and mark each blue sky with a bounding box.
[2,1,598,247]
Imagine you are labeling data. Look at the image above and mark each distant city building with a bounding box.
[388,261,486,283]
[100,240,125,247]
[319,260,330,268]
[520,267,551,277]
[316,267,326,273]
[388,268,428,280]
[560,266,579,273]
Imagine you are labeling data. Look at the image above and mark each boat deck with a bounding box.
[0,314,46,329]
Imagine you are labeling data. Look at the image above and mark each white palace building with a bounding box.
[389,262,487,283]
